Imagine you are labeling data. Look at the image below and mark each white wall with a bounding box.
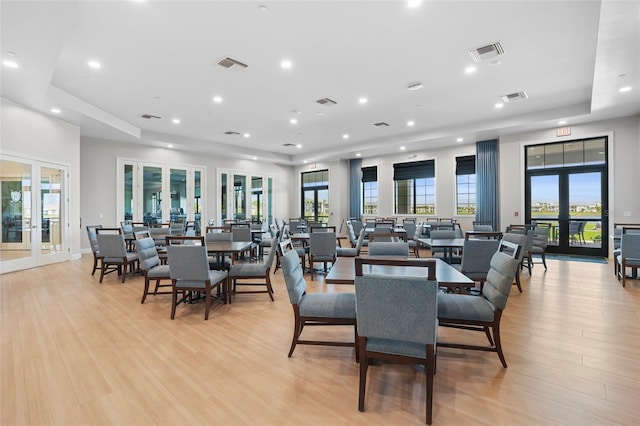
[80,137,295,250]
[1,98,82,259]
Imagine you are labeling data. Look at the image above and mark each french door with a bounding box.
[525,138,608,257]
[1,156,69,273]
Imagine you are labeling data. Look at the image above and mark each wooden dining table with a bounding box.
[325,256,474,293]
[417,238,466,264]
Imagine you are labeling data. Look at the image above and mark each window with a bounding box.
[361,166,378,215]
[455,155,476,215]
[219,170,274,224]
[393,160,435,215]
[301,170,329,222]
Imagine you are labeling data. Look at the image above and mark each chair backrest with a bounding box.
[465,231,503,240]
[368,241,409,257]
[280,249,307,305]
[482,245,522,310]
[351,219,363,235]
[402,221,417,240]
[96,233,127,258]
[346,221,357,244]
[461,239,501,274]
[206,226,229,233]
[205,232,232,242]
[309,232,337,256]
[167,245,209,281]
[120,221,134,237]
[231,226,251,242]
[309,225,336,233]
[279,238,295,255]
[134,229,152,240]
[501,232,526,263]
[338,218,345,234]
[373,225,392,234]
[166,235,205,246]
[620,232,640,257]
[354,228,366,253]
[288,219,303,232]
[429,229,456,239]
[368,232,407,242]
[532,224,550,248]
[86,225,103,254]
[135,236,160,271]
[355,257,437,344]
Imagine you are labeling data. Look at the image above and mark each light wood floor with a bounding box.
[1,249,639,425]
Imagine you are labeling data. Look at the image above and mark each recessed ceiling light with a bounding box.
[88,60,101,69]
[172,118,180,124]
[2,59,18,68]
[50,108,61,114]
[252,156,258,160]
[316,111,325,116]
[465,66,477,74]
[259,5,268,12]
[456,137,463,142]
[243,133,251,138]
[494,102,504,109]
[167,144,174,148]
[213,95,223,103]
[558,120,567,125]
[303,160,308,164]
[407,120,415,127]
[407,0,422,8]
[407,82,423,91]
[400,146,406,151]
[619,86,632,93]
[358,97,368,104]
[342,134,350,139]
[290,118,298,124]
[281,59,292,69]
[296,144,302,148]
[355,153,361,157]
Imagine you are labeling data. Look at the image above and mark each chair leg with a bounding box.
[541,252,547,270]
[141,276,150,303]
[484,326,494,346]
[266,275,275,301]
[91,255,98,275]
[358,336,368,412]
[288,311,302,357]
[426,343,435,425]
[493,322,508,368]
[513,271,522,293]
[170,285,178,319]
[204,283,211,320]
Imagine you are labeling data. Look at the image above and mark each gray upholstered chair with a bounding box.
[453,238,501,291]
[228,236,277,302]
[204,232,233,271]
[258,223,277,257]
[437,240,521,368]
[86,224,103,275]
[337,228,365,257]
[135,236,171,303]
[616,230,640,287]
[402,220,420,257]
[231,224,256,259]
[501,232,527,292]
[149,225,171,248]
[167,245,228,319]
[96,228,138,283]
[528,224,550,270]
[354,257,438,424]
[429,229,458,262]
[280,249,357,358]
[367,241,409,257]
[308,231,337,279]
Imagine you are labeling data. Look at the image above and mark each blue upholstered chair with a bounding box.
[279,249,357,358]
[354,257,439,424]
[96,228,139,283]
[337,228,365,257]
[528,224,550,270]
[616,230,640,287]
[308,231,337,279]
[228,236,278,302]
[85,224,103,275]
[402,219,420,257]
[167,245,228,320]
[429,229,458,262]
[135,236,171,303]
[501,232,527,292]
[204,231,233,271]
[367,241,409,257]
[453,238,501,290]
[437,240,521,368]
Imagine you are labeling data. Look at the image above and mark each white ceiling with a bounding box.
[1,1,638,165]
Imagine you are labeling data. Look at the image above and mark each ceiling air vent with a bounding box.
[217,57,248,69]
[373,122,390,127]
[501,91,528,103]
[224,131,241,135]
[282,143,297,147]
[315,98,337,106]
[140,114,161,120]
[468,41,505,62]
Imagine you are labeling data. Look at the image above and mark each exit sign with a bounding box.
[556,127,571,137]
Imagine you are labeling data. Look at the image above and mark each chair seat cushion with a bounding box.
[336,247,357,257]
[104,253,138,263]
[299,292,356,318]
[147,264,170,278]
[438,293,495,322]
[310,255,335,262]
[617,255,640,267]
[229,263,268,277]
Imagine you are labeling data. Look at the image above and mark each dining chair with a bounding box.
[473,221,494,232]
[167,245,228,320]
[96,228,139,283]
[616,229,640,287]
[453,238,501,291]
[528,224,550,270]
[204,232,233,271]
[120,220,135,251]
[85,224,103,275]
[401,220,420,257]
[437,240,521,368]
[228,236,278,302]
[279,248,358,358]
[354,257,438,424]
[308,231,337,279]
[429,229,458,262]
[135,236,171,303]
[501,232,527,292]
[367,241,409,257]
[336,228,366,257]
[613,225,640,277]
[231,224,256,259]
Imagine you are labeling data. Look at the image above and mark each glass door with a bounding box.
[1,157,68,273]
